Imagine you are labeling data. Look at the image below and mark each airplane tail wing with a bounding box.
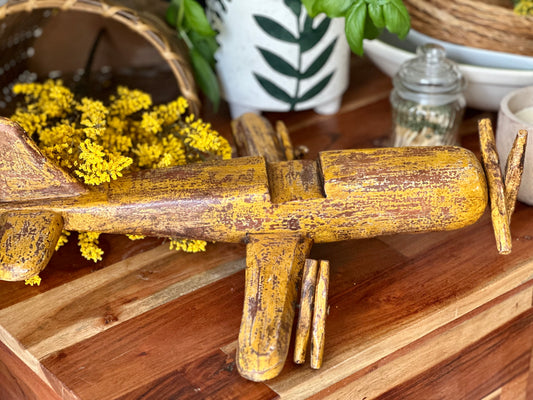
[0,117,86,202]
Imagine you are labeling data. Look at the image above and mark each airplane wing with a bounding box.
[237,232,312,381]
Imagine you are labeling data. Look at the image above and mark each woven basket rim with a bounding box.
[0,0,201,114]
[404,0,533,56]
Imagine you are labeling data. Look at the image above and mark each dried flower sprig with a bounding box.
[11,80,232,275]
[514,0,533,16]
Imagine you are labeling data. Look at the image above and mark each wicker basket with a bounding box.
[404,0,533,57]
[0,0,200,114]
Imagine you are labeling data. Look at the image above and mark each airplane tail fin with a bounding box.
[0,117,86,202]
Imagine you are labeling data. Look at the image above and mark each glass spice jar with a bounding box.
[390,43,466,147]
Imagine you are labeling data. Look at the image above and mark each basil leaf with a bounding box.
[302,0,321,17]
[309,0,353,18]
[345,1,367,55]
[319,0,354,17]
[368,2,385,28]
[190,48,220,111]
[383,0,410,38]
[364,11,382,40]
[189,31,218,67]
[165,2,180,28]
[184,0,216,37]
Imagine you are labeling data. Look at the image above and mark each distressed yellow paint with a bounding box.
[0,211,63,281]
[294,259,319,365]
[237,233,312,381]
[1,147,488,245]
[504,129,528,218]
[478,119,512,254]
[311,260,329,369]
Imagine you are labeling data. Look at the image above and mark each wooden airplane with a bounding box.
[0,113,528,382]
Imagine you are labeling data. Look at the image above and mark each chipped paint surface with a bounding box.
[0,211,63,281]
[1,147,488,245]
[237,233,312,381]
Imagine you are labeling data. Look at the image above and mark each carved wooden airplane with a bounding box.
[0,114,527,382]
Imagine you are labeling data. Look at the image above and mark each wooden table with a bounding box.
[1,57,533,400]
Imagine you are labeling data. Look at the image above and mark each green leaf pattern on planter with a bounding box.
[253,0,338,110]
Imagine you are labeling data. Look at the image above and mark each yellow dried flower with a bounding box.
[55,230,71,251]
[77,98,108,139]
[11,110,47,137]
[78,232,104,262]
[514,1,533,15]
[126,234,146,240]
[24,275,42,286]
[140,111,163,135]
[109,86,152,117]
[76,139,133,185]
[169,239,207,253]
[11,79,232,262]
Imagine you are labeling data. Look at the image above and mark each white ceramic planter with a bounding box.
[206,0,350,118]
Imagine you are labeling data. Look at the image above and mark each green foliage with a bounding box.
[166,0,220,111]
[302,0,411,55]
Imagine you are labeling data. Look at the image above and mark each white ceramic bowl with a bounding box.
[407,30,533,71]
[363,34,533,111]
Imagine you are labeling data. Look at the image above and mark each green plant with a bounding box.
[302,0,411,55]
[166,0,221,111]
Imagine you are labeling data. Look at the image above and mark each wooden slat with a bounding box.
[500,372,528,400]
[116,349,279,400]
[375,308,533,399]
[0,242,245,360]
[39,271,248,399]
[0,341,62,400]
[305,286,533,400]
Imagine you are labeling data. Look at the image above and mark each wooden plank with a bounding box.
[0,242,245,360]
[0,340,63,400]
[307,286,533,400]
[0,235,165,308]
[39,272,248,399]
[500,372,528,400]
[375,308,533,399]
[116,349,279,400]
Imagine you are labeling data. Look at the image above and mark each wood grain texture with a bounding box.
[0,341,62,400]
[376,308,533,400]
[308,285,533,400]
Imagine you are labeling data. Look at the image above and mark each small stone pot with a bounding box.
[496,85,533,205]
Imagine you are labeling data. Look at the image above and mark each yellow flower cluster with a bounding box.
[78,232,104,262]
[169,239,208,253]
[24,275,42,286]
[514,0,533,15]
[12,79,232,270]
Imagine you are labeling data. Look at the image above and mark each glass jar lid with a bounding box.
[393,43,465,106]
